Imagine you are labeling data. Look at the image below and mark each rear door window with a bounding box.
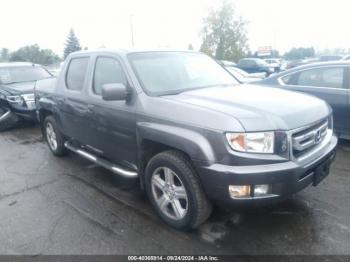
[296,67,344,89]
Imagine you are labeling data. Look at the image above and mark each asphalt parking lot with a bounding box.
[0,124,350,256]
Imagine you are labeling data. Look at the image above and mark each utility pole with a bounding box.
[130,14,135,48]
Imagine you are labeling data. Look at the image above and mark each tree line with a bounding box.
[0,29,82,65]
[197,0,348,62]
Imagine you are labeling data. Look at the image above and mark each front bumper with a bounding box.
[12,108,37,122]
[195,135,337,207]
[0,97,37,123]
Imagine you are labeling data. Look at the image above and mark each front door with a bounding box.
[85,55,137,169]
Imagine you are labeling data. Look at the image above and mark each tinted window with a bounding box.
[93,57,127,95]
[66,57,89,91]
[297,67,344,88]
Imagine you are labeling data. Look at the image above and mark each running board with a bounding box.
[64,142,138,178]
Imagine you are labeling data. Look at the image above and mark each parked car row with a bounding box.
[0,51,341,230]
[226,58,286,76]
[217,59,265,83]
[223,53,350,74]
[224,66,265,83]
[236,58,274,76]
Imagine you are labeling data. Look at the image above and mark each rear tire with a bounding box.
[145,150,212,230]
[43,115,68,156]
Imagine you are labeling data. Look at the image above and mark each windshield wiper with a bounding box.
[173,83,236,95]
[156,83,237,97]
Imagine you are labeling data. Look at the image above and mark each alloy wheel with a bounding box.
[46,122,58,151]
[151,167,189,220]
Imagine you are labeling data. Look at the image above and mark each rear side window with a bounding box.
[66,57,89,91]
[297,67,344,89]
[93,57,127,95]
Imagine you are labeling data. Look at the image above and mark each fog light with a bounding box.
[229,185,251,198]
[254,184,270,196]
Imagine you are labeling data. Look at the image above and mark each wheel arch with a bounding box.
[136,122,216,189]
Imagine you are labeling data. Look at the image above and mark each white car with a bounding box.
[264,58,282,72]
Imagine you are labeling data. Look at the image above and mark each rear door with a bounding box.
[280,66,348,133]
[58,56,92,144]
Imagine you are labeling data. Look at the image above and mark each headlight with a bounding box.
[21,93,35,101]
[6,95,24,105]
[226,132,275,154]
[6,93,35,109]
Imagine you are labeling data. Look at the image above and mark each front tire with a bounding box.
[145,150,212,230]
[43,115,67,156]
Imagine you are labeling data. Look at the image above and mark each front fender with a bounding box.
[137,122,216,164]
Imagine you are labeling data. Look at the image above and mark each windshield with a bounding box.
[128,52,238,95]
[0,66,52,85]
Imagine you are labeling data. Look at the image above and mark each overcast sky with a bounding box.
[1,0,349,56]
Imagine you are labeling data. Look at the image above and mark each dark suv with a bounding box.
[237,58,274,76]
[35,50,337,229]
[0,62,52,130]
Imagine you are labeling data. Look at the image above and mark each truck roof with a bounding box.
[69,48,199,57]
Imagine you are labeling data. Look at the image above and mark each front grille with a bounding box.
[292,118,329,159]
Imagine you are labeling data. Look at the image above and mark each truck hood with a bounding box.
[241,77,260,83]
[164,84,330,131]
[0,81,36,96]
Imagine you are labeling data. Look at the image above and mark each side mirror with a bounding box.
[101,83,128,101]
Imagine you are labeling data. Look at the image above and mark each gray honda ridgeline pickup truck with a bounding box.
[35,50,337,229]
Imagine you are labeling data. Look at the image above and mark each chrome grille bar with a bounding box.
[292,121,328,151]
